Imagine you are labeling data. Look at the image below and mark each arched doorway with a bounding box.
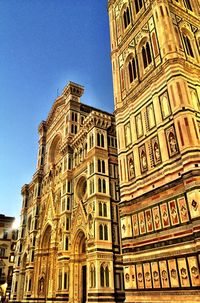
[38,225,52,298]
[19,253,27,300]
[71,230,87,303]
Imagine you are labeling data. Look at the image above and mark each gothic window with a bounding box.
[99,202,103,216]
[135,0,143,14]
[104,225,108,240]
[103,203,107,217]
[98,178,106,193]
[99,224,108,240]
[89,133,94,149]
[90,264,96,288]
[99,224,104,240]
[0,248,5,257]
[98,159,106,173]
[100,264,110,287]
[97,132,105,148]
[28,279,32,291]
[72,112,78,122]
[89,161,94,174]
[105,266,109,287]
[184,0,193,11]
[65,237,69,250]
[66,197,70,210]
[31,251,34,262]
[128,57,137,84]
[103,179,106,193]
[58,269,62,290]
[183,34,194,57]
[123,7,131,30]
[64,272,68,289]
[100,265,104,287]
[14,281,18,293]
[66,218,70,230]
[99,202,107,217]
[142,41,152,69]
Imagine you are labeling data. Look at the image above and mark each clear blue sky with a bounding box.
[0,0,114,222]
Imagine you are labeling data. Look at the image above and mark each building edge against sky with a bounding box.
[10,1,200,303]
[108,0,200,302]
[10,81,124,303]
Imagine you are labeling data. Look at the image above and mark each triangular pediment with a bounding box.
[70,200,87,242]
[46,96,65,127]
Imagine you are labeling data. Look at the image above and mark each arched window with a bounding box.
[28,278,32,291]
[97,133,101,146]
[103,179,106,193]
[58,269,62,290]
[184,0,193,11]
[66,197,70,210]
[99,225,103,240]
[98,178,101,192]
[135,0,143,14]
[128,61,133,83]
[98,159,101,172]
[100,264,109,287]
[104,225,108,240]
[105,266,109,287]
[183,34,194,57]
[123,7,131,29]
[89,133,94,149]
[64,272,68,289]
[18,256,21,266]
[103,203,107,217]
[65,237,69,250]
[128,57,137,84]
[100,265,104,287]
[102,160,105,173]
[101,134,104,147]
[66,218,70,230]
[142,41,152,69]
[99,202,103,216]
[142,46,147,68]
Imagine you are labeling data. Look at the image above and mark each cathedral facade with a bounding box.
[108,0,200,302]
[11,82,124,303]
[11,1,200,303]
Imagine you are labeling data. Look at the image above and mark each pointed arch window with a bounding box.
[99,202,103,216]
[66,197,70,210]
[104,225,108,240]
[123,7,131,29]
[142,41,152,69]
[135,0,143,14]
[128,57,137,84]
[100,265,105,287]
[100,264,110,287]
[184,0,193,11]
[99,224,104,240]
[183,34,194,57]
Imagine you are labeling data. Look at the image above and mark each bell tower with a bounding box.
[108,0,200,302]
